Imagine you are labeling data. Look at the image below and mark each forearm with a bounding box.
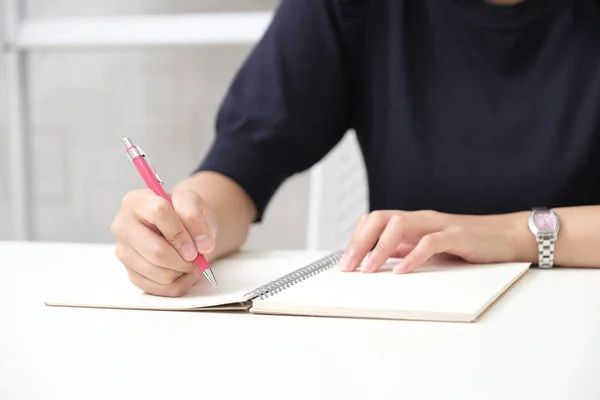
[173,171,257,261]
[504,205,600,268]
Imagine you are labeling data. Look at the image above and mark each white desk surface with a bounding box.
[1,241,600,400]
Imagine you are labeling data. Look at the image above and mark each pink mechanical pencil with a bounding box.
[121,137,219,289]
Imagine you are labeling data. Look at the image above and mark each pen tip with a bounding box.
[203,269,219,290]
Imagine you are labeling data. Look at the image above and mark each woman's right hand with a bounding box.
[110,189,218,297]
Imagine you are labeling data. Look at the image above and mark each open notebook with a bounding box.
[45,250,530,322]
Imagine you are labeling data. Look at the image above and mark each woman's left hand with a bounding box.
[338,210,530,274]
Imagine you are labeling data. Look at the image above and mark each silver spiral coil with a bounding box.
[244,251,344,300]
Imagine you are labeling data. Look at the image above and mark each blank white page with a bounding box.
[250,259,530,322]
[45,250,329,311]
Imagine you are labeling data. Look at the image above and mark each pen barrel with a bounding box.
[132,156,170,202]
[194,254,211,272]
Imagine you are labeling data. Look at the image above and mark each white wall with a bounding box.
[0,0,310,249]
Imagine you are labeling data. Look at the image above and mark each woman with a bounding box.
[111,0,600,297]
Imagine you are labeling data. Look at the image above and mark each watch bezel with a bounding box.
[528,207,560,236]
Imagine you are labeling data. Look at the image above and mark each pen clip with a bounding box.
[137,146,164,185]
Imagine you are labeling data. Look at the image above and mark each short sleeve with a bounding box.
[195,0,349,222]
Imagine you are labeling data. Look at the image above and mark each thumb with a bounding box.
[171,190,218,255]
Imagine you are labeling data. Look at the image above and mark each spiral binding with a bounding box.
[244,251,344,300]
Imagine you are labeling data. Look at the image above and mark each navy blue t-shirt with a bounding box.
[198,0,600,221]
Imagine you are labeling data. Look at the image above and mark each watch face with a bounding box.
[533,211,558,231]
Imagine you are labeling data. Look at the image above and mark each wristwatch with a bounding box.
[528,207,560,269]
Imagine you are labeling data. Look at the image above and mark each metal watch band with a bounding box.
[537,232,555,269]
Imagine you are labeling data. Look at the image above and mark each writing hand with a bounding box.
[111,189,218,297]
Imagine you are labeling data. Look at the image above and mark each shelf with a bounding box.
[14,12,273,49]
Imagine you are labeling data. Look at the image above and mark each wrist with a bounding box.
[505,211,538,264]
[448,211,537,263]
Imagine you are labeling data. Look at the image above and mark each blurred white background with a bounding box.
[0,0,315,250]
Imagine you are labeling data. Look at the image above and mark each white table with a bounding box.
[1,241,600,400]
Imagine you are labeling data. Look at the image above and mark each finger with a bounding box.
[171,190,217,254]
[338,214,368,271]
[126,266,197,298]
[388,210,450,244]
[394,230,459,274]
[390,243,416,258]
[362,243,415,272]
[126,222,196,274]
[124,190,198,262]
[340,211,395,272]
[361,215,407,273]
[115,241,184,285]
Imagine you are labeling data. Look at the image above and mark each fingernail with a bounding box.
[338,254,348,270]
[338,249,355,271]
[195,234,213,253]
[394,262,410,274]
[205,210,218,239]
[360,261,374,273]
[362,253,370,267]
[181,243,198,261]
